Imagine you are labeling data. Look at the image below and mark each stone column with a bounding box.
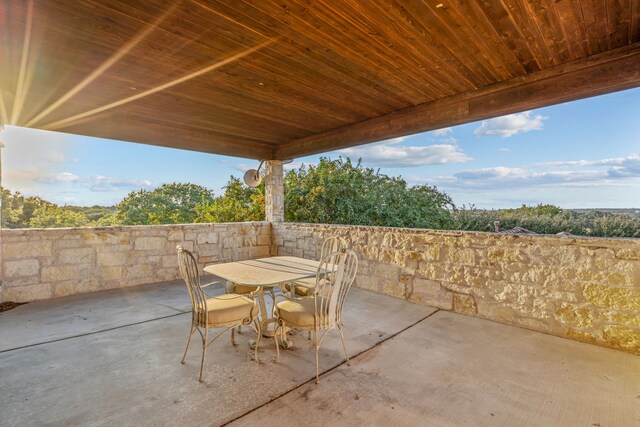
[265,160,284,222]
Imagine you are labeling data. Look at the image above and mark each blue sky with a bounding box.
[1,87,639,208]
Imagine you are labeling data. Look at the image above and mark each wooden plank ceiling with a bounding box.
[1,0,639,160]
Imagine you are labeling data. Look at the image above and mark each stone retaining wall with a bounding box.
[1,222,270,302]
[272,222,640,354]
[3,220,638,354]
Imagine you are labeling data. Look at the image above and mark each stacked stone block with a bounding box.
[265,160,284,222]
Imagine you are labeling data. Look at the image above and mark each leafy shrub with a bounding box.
[29,205,88,228]
[285,157,455,229]
[195,177,264,223]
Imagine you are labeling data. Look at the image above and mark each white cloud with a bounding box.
[1,125,76,167]
[432,127,453,136]
[536,154,640,168]
[474,111,547,138]
[40,172,80,183]
[499,147,510,152]
[430,168,605,190]
[1,125,81,191]
[454,167,528,181]
[337,137,471,168]
[405,174,458,187]
[537,159,599,167]
[408,153,640,209]
[421,154,640,191]
[535,154,640,179]
[36,173,153,192]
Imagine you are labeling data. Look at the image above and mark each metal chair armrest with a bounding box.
[273,291,315,305]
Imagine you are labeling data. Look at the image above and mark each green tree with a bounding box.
[196,177,264,223]
[2,187,19,228]
[29,204,89,228]
[1,187,54,228]
[284,157,454,229]
[113,183,214,225]
[65,205,114,223]
[92,212,119,227]
[502,204,562,216]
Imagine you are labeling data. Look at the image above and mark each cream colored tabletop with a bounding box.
[203,256,319,287]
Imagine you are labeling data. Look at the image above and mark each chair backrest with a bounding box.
[176,245,207,324]
[314,250,358,329]
[318,236,348,261]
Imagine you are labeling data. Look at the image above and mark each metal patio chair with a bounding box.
[283,236,348,297]
[177,245,261,382]
[274,250,358,383]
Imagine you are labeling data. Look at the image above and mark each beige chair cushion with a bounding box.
[197,294,256,325]
[233,284,256,295]
[225,280,255,295]
[283,278,316,297]
[276,297,328,327]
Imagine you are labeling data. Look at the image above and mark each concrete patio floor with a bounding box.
[1,281,638,427]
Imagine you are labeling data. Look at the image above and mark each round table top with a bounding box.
[203,256,319,287]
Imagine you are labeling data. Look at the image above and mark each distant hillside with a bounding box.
[570,208,640,217]
[452,205,640,238]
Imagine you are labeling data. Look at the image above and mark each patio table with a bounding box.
[203,256,319,338]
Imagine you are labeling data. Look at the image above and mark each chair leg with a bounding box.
[313,329,320,384]
[238,325,242,334]
[181,324,196,364]
[199,328,208,382]
[274,322,281,362]
[231,327,237,346]
[281,323,292,348]
[337,324,350,366]
[269,288,276,317]
[253,319,262,362]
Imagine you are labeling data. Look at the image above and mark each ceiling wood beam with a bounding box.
[274,43,640,160]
